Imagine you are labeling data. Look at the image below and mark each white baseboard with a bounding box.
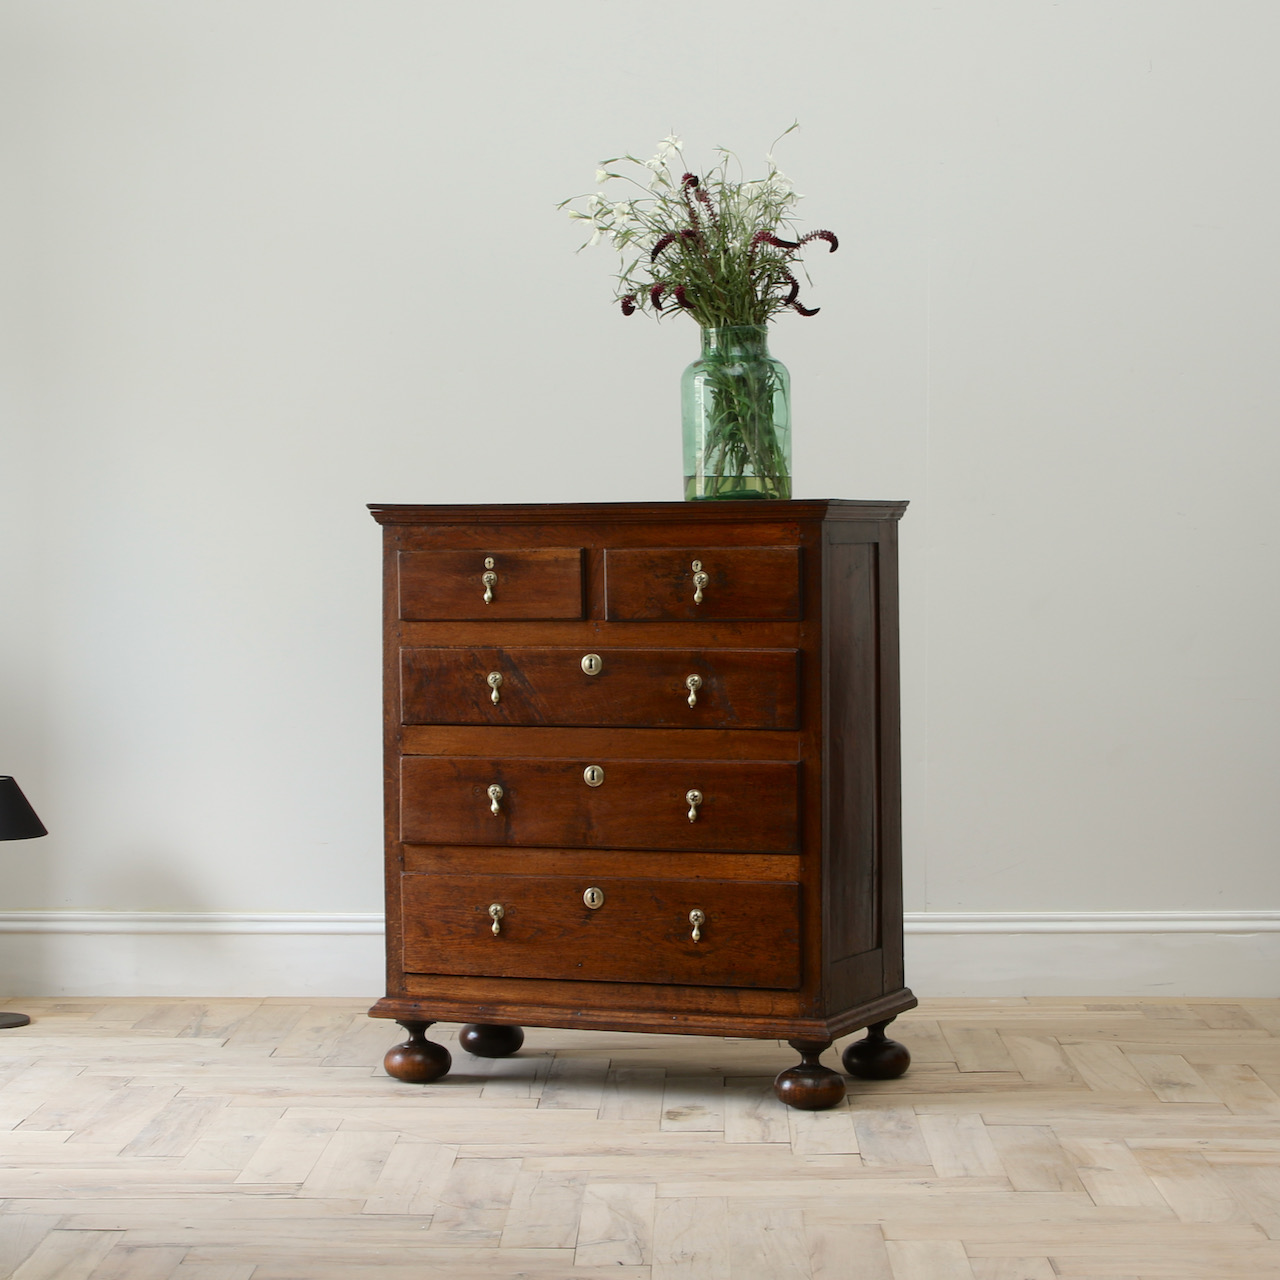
[903,911,1280,997]
[0,912,385,998]
[1,910,1277,999]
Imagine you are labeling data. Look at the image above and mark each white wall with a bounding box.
[2,1,1277,996]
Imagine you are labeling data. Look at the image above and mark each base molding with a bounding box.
[903,911,1280,997]
[0,910,1277,998]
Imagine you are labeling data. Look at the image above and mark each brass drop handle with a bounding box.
[482,556,497,605]
[691,559,709,605]
[689,909,705,943]
[488,903,504,936]
[686,788,703,822]
[487,671,503,704]
[487,783,503,816]
[685,674,702,708]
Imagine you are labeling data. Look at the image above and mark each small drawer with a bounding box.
[400,646,800,730]
[400,757,800,854]
[401,872,801,989]
[397,548,584,620]
[603,546,801,621]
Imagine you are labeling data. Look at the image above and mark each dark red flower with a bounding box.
[650,284,666,311]
[673,285,694,310]
[791,300,820,316]
[650,232,678,262]
[752,230,801,251]
[620,294,637,316]
[781,269,800,305]
[694,186,718,222]
[799,229,839,252]
[681,172,700,187]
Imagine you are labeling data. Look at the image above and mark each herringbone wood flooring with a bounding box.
[1,998,1278,1278]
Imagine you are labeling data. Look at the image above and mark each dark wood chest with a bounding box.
[368,500,915,1108]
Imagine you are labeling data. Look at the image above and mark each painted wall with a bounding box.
[2,1,1277,995]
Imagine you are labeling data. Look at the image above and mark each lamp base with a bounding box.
[0,1012,31,1029]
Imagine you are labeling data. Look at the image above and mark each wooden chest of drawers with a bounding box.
[368,500,915,1109]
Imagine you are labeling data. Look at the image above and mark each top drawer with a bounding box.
[398,548,585,620]
[604,547,801,621]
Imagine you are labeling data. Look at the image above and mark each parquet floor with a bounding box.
[0,998,1278,1278]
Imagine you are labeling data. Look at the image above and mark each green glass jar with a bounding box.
[681,324,791,500]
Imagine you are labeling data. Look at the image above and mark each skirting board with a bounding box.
[0,910,1277,998]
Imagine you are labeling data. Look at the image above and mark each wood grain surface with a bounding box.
[1,996,1278,1277]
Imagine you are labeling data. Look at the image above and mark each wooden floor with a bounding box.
[0,998,1278,1278]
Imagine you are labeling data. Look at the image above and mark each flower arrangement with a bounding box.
[561,130,838,500]
[559,129,838,327]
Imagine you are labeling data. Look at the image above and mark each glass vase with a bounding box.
[682,324,791,500]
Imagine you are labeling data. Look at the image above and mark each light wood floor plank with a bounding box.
[574,1181,656,1267]
[85,1245,187,1280]
[10,1231,121,1280]
[725,1202,808,1280]
[805,1220,894,1280]
[885,1239,977,1279]
[652,1195,729,1280]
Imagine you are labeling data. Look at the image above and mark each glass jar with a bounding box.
[681,324,791,500]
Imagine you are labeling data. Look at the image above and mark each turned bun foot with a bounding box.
[383,1020,452,1083]
[459,1023,525,1058]
[842,1019,911,1080]
[773,1039,846,1110]
[0,1012,31,1029]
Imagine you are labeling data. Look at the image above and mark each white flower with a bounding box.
[588,228,603,247]
[611,202,630,218]
[658,134,683,155]
[595,168,610,184]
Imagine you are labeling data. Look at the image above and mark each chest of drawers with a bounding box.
[367,500,915,1109]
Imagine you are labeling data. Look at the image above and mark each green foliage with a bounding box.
[559,129,836,326]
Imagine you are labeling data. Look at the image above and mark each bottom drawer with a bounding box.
[400,872,801,990]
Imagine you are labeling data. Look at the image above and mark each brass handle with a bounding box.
[487,783,503,816]
[689,908,705,943]
[686,788,702,822]
[685,674,702,708]
[691,559,709,605]
[482,570,497,604]
[487,671,503,704]
[488,902,504,935]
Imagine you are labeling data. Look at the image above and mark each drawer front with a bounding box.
[398,548,584,620]
[401,872,801,989]
[400,757,800,853]
[400,647,800,730]
[603,546,801,621]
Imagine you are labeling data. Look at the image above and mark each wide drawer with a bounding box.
[400,646,800,729]
[398,548,584,620]
[400,872,801,989]
[603,546,801,621]
[400,757,800,853]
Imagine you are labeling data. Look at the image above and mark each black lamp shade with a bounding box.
[0,777,47,840]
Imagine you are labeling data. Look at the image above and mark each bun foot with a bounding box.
[842,1019,911,1080]
[459,1023,525,1058]
[773,1039,846,1110]
[0,1012,31,1029]
[383,1020,452,1083]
